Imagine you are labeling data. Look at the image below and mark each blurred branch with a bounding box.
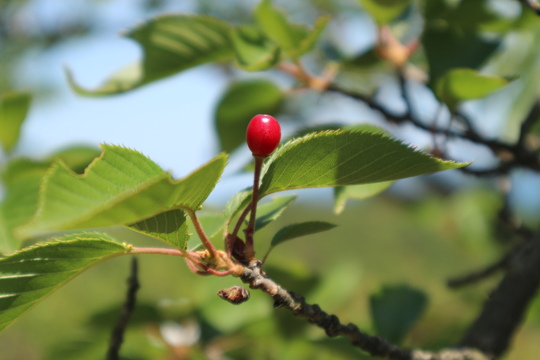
[518,0,540,15]
[459,235,540,356]
[106,257,140,360]
[328,80,540,176]
[238,261,491,360]
[447,247,517,288]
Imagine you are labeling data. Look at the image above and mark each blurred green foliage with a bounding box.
[1,0,540,359]
[1,194,539,359]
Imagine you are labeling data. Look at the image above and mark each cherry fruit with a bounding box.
[246,114,281,157]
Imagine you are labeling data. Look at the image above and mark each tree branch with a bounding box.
[459,235,540,356]
[237,261,491,360]
[106,257,140,360]
[328,82,540,175]
[447,247,517,288]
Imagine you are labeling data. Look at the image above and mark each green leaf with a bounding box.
[66,15,234,96]
[254,0,328,59]
[295,16,330,57]
[253,195,296,232]
[0,92,31,153]
[18,145,227,239]
[224,188,253,222]
[370,284,428,344]
[0,159,51,254]
[0,233,130,331]
[435,68,511,111]
[334,182,393,214]
[332,124,394,214]
[128,209,189,250]
[47,145,101,174]
[1,158,50,188]
[422,2,501,87]
[214,79,283,153]
[230,25,281,71]
[259,130,468,197]
[271,221,336,248]
[0,151,101,253]
[358,0,412,24]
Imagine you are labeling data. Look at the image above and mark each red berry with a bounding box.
[246,114,281,156]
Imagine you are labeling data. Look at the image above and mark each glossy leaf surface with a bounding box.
[259,130,468,197]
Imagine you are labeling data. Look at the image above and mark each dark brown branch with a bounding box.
[447,248,517,288]
[328,83,540,175]
[238,261,491,360]
[459,236,540,356]
[106,257,140,360]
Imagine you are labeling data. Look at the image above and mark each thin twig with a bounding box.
[244,155,264,260]
[106,257,140,360]
[447,248,518,288]
[328,83,540,175]
[237,261,491,360]
[184,208,219,259]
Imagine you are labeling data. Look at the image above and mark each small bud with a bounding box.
[217,286,250,305]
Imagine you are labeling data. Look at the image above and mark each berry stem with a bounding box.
[244,154,265,260]
[227,203,251,257]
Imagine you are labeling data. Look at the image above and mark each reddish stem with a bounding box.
[244,155,265,260]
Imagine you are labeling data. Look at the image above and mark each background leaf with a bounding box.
[358,0,412,24]
[224,188,252,221]
[334,182,393,214]
[370,284,428,344]
[254,0,328,59]
[214,79,283,153]
[271,221,336,248]
[259,130,468,197]
[46,145,102,174]
[422,1,501,86]
[19,145,227,238]
[253,195,296,232]
[435,68,511,111]
[230,25,281,71]
[0,91,31,153]
[67,15,234,96]
[0,233,130,331]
